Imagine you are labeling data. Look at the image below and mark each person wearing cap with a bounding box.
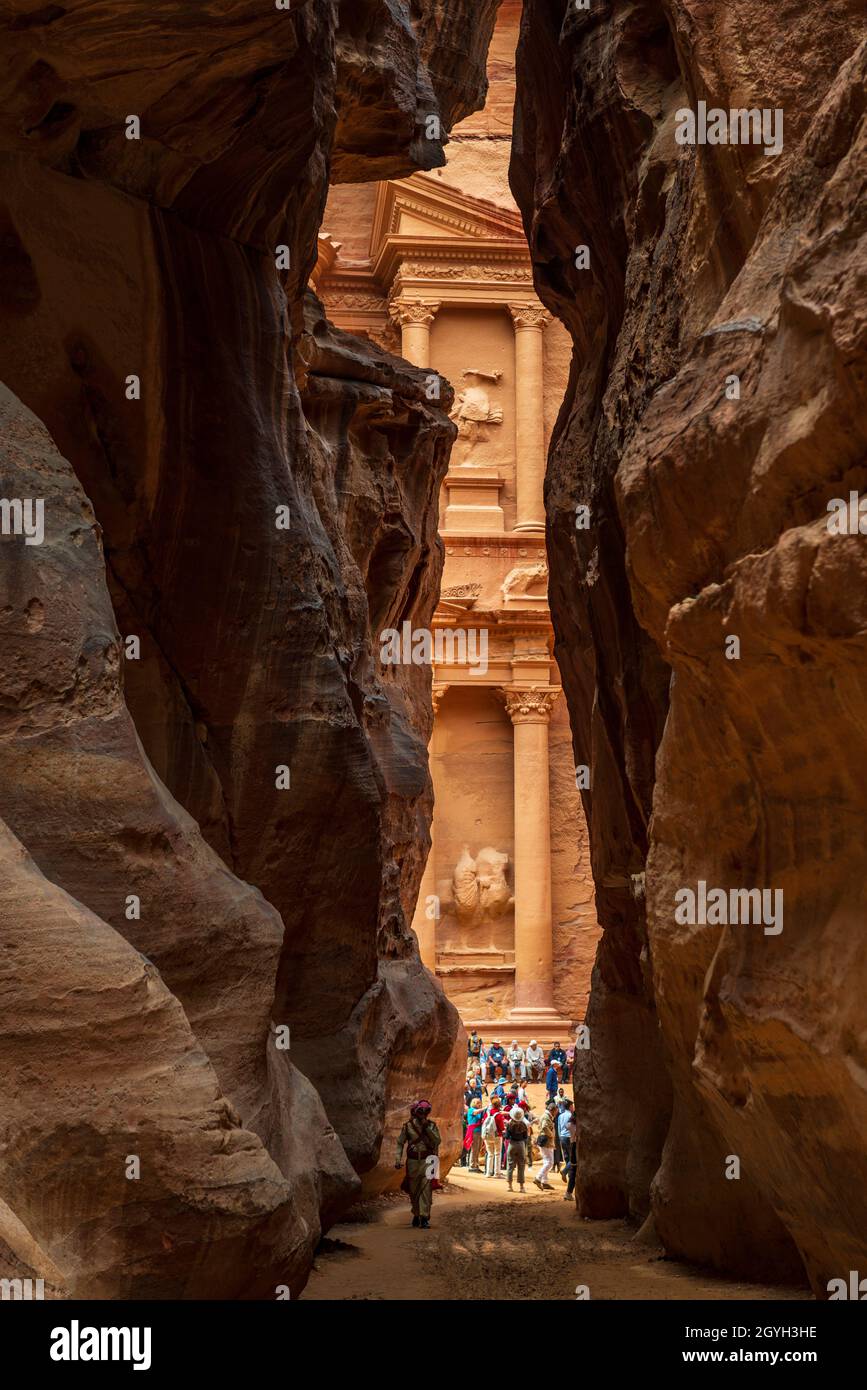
[545,1059,561,1101]
[505,1105,530,1192]
[487,1039,506,1080]
[507,1039,525,1081]
[492,1074,509,1102]
[395,1100,442,1228]
[525,1039,544,1082]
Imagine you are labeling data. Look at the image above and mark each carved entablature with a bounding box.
[324,291,388,313]
[397,261,534,283]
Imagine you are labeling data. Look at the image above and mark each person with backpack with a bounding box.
[533,1102,558,1191]
[394,1099,441,1228]
[481,1096,507,1177]
[505,1105,530,1192]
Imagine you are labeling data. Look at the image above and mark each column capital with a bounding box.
[390,297,441,328]
[497,685,561,724]
[508,302,552,331]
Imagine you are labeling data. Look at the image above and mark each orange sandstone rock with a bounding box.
[512,0,867,1291]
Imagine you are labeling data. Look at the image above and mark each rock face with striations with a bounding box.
[511,0,867,1293]
[0,0,500,1296]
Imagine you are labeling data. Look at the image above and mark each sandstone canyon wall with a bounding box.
[512,0,867,1293]
[0,0,501,1297]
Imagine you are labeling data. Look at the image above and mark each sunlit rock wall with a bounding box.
[0,0,501,1296]
[511,0,867,1292]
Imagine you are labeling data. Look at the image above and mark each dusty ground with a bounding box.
[303,1082,812,1301]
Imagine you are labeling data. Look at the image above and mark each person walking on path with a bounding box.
[557,1100,574,1178]
[563,1106,578,1200]
[533,1102,558,1191]
[395,1100,441,1228]
[482,1096,507,1177]
[505,1105,530,1192]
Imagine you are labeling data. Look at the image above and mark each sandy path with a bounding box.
[302,1168,811,1302]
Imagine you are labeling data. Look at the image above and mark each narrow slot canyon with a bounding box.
[0,0,865,1334]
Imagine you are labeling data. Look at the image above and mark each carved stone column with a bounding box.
[500,686,567,1027]
[391,299,441,369]
[509,304,551,533]
[412,684,448,970]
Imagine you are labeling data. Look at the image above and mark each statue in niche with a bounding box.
[449,369,503,463]
[453,844,514,925]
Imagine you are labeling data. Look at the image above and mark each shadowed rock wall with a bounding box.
[0,0,500,1296]
[511,0,867,1292]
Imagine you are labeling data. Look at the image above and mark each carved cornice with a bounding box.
[509,303,553,331]
[498,685,561,724]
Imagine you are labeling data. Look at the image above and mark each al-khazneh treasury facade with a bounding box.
[314,1,599,1042]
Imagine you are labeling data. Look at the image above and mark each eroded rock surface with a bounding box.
[0,0,497,1296]
[512,0,867,1291]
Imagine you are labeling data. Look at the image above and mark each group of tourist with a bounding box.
[393,1030,581,1228]
[461,1032,578,1196]
[466,1030,574,1084]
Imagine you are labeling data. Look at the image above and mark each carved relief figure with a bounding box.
[453,845,514,925]
[449,369,503,463]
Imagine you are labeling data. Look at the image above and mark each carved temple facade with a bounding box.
[315,0,600,1043]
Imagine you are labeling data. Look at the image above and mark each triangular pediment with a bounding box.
[371,175,525,257]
